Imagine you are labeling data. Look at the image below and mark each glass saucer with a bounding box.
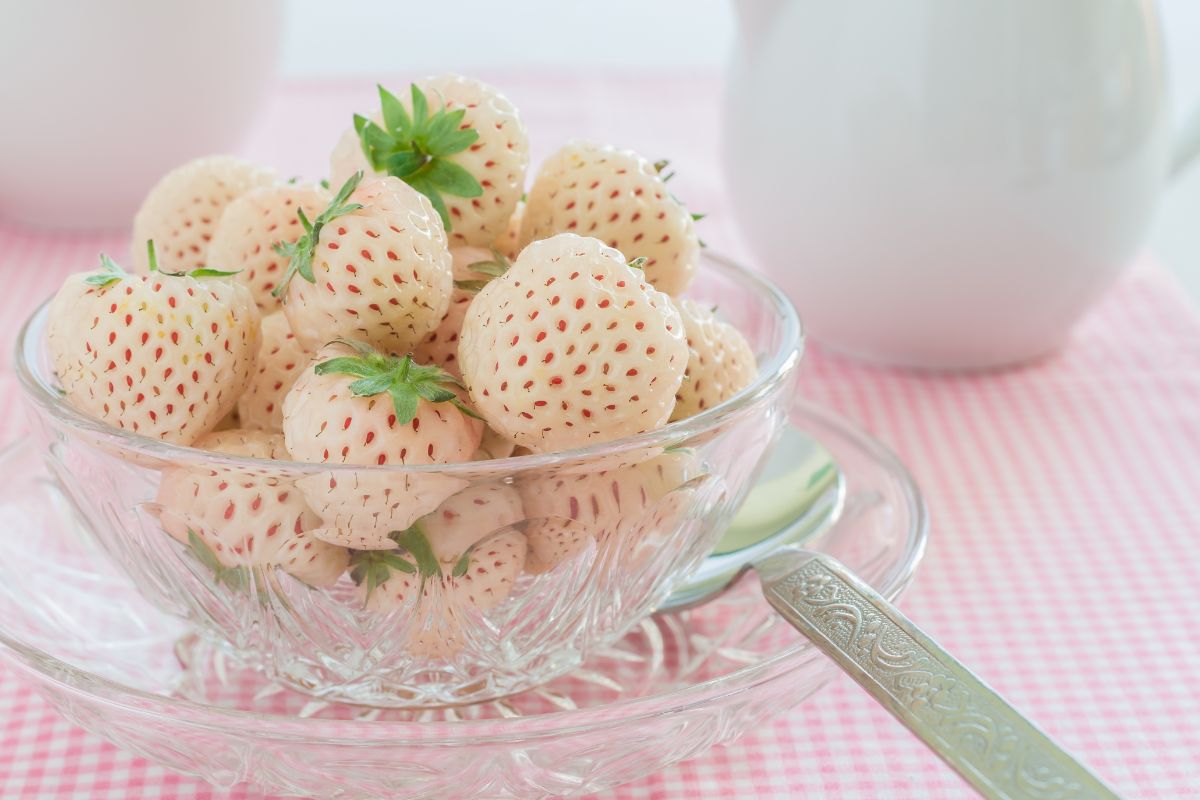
[0,399,927,800]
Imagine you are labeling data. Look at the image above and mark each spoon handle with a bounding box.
[757,550,1121,800]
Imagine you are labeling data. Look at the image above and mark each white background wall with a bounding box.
[278,0,1200,301]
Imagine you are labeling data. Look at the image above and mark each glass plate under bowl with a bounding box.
[0,399,927,800]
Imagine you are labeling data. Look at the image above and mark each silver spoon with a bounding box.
[663,425,1122,800]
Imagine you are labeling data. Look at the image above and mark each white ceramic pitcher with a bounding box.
[724,0,1200,369]
[0,0,281,231]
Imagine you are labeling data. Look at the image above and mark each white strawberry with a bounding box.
[671,300,758,422]
[420,481,524,567]
[47,246,260,445]
[474,424,517,460]
[155,429,348,587]
[274,172,453,356]
[351,526,527,657]
[353,526,526,613]
[236,311,310,432]
[330,76,529,248]
[412,246,508,379]
[282,340,482,548]
[520,141,700,296]
[208,182,332,311]
[275,530,352,588]
[131,156,278,274]
[518,449,697,549]
[524,517,594,575]
[458,233,688,453]
[492,200,525,261]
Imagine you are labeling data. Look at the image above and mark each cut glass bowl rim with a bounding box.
[14,250,805,474]
[0,399,927,746]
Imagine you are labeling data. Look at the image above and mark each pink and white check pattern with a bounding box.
[2,75,1199,799]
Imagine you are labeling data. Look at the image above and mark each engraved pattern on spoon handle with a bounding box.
[757,550,1122,800]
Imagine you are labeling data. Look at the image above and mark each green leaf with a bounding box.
[84,253,127,287]
[188,267,241,278]
[379,551,417,574]
[388,384,420,425]
[331,338,380,358]
[315,356,380,378]
[451,399,483,421]
[467,252,511,278]
[690,212,706,222]
[357,118,394,172]
[463,263,506,280]
[425,159,482,198]
[627,257,648,271]
[272,173,364,300]
[348,82,486,233]
[313,346,466,422]
[410,84,430,130]
[187,529,222,573]
[409,175,451,228]
[348,372,397,397]
[411,382,457,404]
[186,529,250,590]
[385,150,426,178]
[328,171,363,210]
[319,178,330,190]
[452,549,471,578]
[454,279,491,293]
[394,525,441,578]
[422,107,462,148]
[425,113,477,156]
[377,84,412,138]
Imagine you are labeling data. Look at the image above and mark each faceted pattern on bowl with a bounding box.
[0,400,926,799]
[16,253,803,707]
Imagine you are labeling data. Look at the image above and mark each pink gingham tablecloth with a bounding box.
[2,74,1199,799]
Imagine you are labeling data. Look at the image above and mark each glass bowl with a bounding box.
[0,399,927,800]
[14,251,803,707]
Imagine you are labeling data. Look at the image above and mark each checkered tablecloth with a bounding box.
[2,74,1199,799]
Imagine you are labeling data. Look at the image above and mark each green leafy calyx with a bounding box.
[84,253,128,287]
[354,83,483,230]
[349,548,416,600]
[314,339,481,424]
[187,529,251,590]
[272,173,365,301]
[454,248,511,293]
[651,159,706,229]
[349,525,443,601]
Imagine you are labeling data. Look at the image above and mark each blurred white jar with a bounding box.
[0,0,280,230]
[724,0,1195,369]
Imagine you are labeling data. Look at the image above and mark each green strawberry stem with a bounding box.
[353,83,483,230]
[145,239,241,279]
[85,244,237,288]
[272,172,365,301]
[314,339,481,424]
